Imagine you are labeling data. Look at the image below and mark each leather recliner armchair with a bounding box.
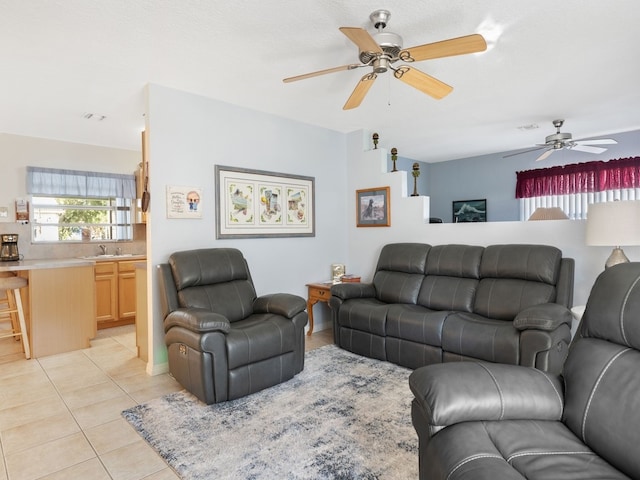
[409,262,640,479]
[158,248,308,404]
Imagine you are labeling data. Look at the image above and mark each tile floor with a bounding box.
[0,324,334,480]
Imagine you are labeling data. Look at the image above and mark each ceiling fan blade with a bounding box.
[536,149,556,162]
[569,144,607,154]
[574,138,618,145]
[399,34,487,62]
[393,66,452,99]
[339,27,383,55]
[503,146,546,159]
[283,64,363,83]
[343,73,377,110]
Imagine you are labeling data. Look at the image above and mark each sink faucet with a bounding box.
[99,244,107,255]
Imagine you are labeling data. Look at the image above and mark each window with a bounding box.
[31,196,133,242]
[515,157,640,220]
[27,166,136,243]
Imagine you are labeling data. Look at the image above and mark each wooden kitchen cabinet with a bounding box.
[117,260,137,322]
[95,262,117,324]
[95,257,146,329]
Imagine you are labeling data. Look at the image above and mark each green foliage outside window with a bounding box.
[57,198,109,240]
[31,196,133,243]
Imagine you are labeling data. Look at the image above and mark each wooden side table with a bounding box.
[305,282,333,336]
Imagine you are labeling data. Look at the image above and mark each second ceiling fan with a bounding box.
[283,10,487,110]
[504,120,618,162]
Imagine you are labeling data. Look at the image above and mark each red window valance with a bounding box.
[515,157,640,199]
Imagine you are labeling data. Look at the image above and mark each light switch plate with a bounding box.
[0,206,8,219]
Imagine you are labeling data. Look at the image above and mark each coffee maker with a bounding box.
[0,234,20,261]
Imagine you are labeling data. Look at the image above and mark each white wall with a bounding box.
[343,130,640,311]
[145,84,348,372]
[0,133,144,258]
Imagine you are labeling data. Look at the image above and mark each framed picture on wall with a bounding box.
[356,186,390,227]
[453,199,487,223]
[215,165,315,238]
[166,186,202,219]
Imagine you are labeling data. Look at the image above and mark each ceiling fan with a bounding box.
[283,9,487,110]
[505,119,618,162]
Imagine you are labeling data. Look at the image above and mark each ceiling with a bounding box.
[2,0,639,163]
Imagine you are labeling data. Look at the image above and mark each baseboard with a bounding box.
[308,317,331,333]
[147,361,169,376]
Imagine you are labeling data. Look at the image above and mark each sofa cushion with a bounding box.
[416,245,483,312]
[474,278,557,320]
[442,312,520,365]
[374,271,425,304]
[479,244,562,284]
[562,338,640,478]
[386,304,449,346]
[170,248,252,289]
[171,248,256,322]
[178,282,256,323]
[373,243,430,304]
[425,244,484,278]
[226,314,296,370]
[335,298,389,336]
[422,419,627,480]
[418,276,478,312]
[375,242,431,274]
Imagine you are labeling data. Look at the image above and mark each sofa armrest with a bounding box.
[253,293,306,318]
[164,308,231,334]
[513,303,573,331]
[409,362,564,436]
[330,282,376,300]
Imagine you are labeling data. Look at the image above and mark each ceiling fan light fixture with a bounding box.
[372,57,390,73]
[545,132,572,145]
[369,9,391,30]
[359,31,403,64]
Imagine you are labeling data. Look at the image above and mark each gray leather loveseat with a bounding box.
[329,243,574,374]
[409,262,640,479]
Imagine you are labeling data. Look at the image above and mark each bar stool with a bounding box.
[0,273,30,359]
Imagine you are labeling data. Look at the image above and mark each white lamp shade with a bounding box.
[586,201,640,246]
[528,207,569,221]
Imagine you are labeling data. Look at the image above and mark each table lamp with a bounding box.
[528,207,569,221]
[585,200,640,268]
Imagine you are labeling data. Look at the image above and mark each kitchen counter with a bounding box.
[0,257,95,272]
[78,254,147,262]
[2,258,96,358]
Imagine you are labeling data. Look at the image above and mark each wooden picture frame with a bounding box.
[215,165,315,238]
[356,186,390,227]
[452,199,487,223]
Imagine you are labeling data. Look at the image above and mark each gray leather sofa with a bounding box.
[158,248,308,404]
[329,243,574,374]
[409,262,640,479]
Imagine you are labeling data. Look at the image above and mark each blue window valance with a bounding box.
[27,166,136,199]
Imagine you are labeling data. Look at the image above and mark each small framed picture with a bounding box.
[453,199,487,223]
[356,187,390,227]
[331,263,345,283]
[166,186,203,219]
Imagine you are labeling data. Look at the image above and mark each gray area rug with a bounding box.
[122,344,418,479]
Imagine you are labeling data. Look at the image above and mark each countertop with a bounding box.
[79,254,146,262]
[0,258,95,272]
[0,255,146,272]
